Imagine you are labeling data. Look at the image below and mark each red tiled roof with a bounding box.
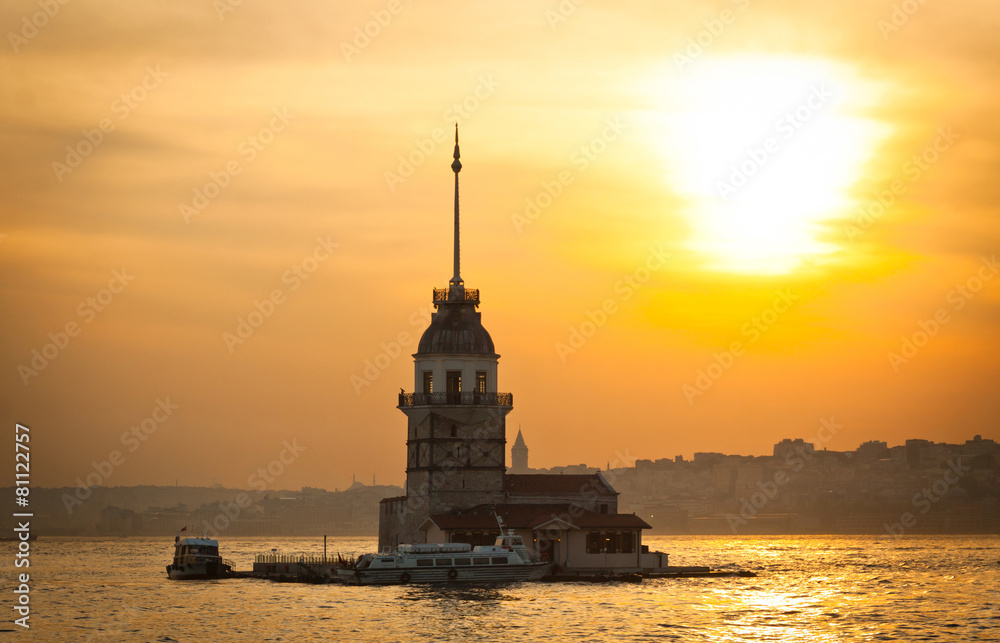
[423,503,650,531]
[503,473,618,496]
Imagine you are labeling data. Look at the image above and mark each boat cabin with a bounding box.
[356,531,533,571]
[173,537,222,564]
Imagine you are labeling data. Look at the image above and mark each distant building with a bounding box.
[856,440,890,460]
[511,428,529,473]
[964,434,999,456]
[773,438,815,460]
[906,439,932,468]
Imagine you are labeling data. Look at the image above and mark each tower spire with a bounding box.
[450,123,463,288]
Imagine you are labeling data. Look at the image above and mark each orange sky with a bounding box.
[2,0,998,490]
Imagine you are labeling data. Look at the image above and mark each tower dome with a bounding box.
[416,300,496,355]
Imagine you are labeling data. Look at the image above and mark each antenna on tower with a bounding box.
[450,123,463,288]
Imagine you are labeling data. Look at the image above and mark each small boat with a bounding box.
[166,535,233,580]
[338,515,552,585]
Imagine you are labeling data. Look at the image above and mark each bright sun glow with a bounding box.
[645,57,889,274]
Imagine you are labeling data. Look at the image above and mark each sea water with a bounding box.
[3,535,998,642]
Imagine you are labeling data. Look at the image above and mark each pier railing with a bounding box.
[254,554,343,566]
[398,391,513,408]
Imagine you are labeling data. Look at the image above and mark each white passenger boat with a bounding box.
[339,521,551,585]
[166,536,233,580]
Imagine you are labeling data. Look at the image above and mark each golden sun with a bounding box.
[645,56,890,274]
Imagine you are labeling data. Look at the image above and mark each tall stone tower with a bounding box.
[379,127,513,549]
[511,428,529,473]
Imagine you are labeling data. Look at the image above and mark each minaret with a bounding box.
[379,127,514,549]
[511,427,529,473]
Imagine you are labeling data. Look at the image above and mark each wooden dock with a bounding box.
[227,560,755,585]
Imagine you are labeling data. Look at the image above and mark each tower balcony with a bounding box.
[398,391,513,408]
[433,288,480,305]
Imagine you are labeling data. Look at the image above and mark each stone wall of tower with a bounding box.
[404,408,508,511]
[379,497,425,550]
[378,406,509,550]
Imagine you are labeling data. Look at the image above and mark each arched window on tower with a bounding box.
[422,371,433,393]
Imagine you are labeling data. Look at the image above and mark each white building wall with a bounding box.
[413,354,499,393]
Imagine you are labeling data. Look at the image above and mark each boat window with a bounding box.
[379,558,394,564]
[416,559,433,567]
[473,557,490,565]
[454,558,471,565]
[491,557,507,565]
[435,558,453,566]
